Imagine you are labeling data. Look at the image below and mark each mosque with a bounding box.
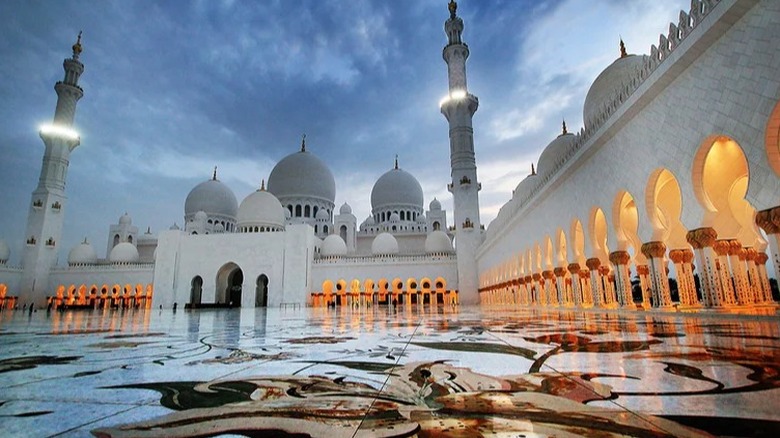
[1,0,779,313]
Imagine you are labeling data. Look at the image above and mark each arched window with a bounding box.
[323,225,329,234]
[340,225,347,242]
[288,205,293,216]
[113,234,120,247]
[127,235,133,244]
[401,211,405,221]
[295,205,302,217]
[433,221,440,231]
[313,206,319,217]
[315,225,318,233]
[304,205,311,217]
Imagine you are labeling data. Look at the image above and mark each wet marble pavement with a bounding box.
[0,305,779,437]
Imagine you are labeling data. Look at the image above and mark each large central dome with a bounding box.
[371,167,424,211]
[267,149,336,203]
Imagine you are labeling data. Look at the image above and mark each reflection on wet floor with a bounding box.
[0,305,778,437]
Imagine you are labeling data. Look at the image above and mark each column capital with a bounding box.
[744,247,757,261]
[755,207,780,235]
[755,252,769,264]
[681,248,695,263]
[532,273,542,281]
[609,250,631,265]
[553,267,566,277]
[636,264,650,275]
[668,249,685,263]
[585,257,601,270]
[567,263,581,274]
[727,239,743,256]
[542,270,554,280]
[713,239,731,256]
[641,241,667,259]
[686,227,717,249]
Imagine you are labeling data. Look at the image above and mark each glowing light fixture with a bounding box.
[40,124,79,140]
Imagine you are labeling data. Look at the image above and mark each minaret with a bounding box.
[440,1,482,305]
[20,33,85,306]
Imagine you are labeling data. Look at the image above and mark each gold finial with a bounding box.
[260,179,266,191]
[448,0,457,19]
[619,38,627,58]
[72,31,83,57]
[82,237,88,244]
[394,154,399,170]
[562,119,568,135]
[531,163,536,175]
[212,166,217,180]
[301,133,306,152]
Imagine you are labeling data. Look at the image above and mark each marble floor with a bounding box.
[0,305,779,437]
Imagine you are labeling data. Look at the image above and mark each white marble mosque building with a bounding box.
[1,0,780,313]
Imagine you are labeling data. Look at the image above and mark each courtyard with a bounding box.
[0,305,779,437]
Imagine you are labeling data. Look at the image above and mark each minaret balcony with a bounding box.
[51,201,62,212]
[33,199,44,210]
[26,236,37,246]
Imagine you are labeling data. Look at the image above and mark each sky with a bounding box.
[0,0,692,265]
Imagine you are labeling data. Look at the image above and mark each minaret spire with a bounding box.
[619,38,627,58]
[441,1,482,305]
[212,166,217,180]
[561,119,568,135]
[301,133,306,152]
[394,154,399,170]
[21,34,86,305]
[72,31,83,59]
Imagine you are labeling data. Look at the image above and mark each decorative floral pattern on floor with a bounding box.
[0,306,779,437]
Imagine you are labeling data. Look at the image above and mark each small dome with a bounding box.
[109,242,139,264]
[371,232,399,256]
[416,214,427,224]
[237,189,286,230]
[425,230,453,254]
[185,178,238,219]
[194,211,208,222]
[214,222,225,232]
[371,167,424,211]
[584,53,648,128]
[169,222,180,230]
[316,208,330,221]
[118,212,132,225]
[537,132,576,179]
[68,239,97,266]
[389,212,400,222]
[0,237,10,263]
[267,149,336,203]
[339,202,352,215]
[284,209,292,220]
[429,198,442,211]
[321,234,347,257]
[513,174,538,202]
[364,215,375,225]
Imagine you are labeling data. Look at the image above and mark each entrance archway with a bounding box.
[216,262,243,306]
[190,276,203,305]
[256,274,268,307]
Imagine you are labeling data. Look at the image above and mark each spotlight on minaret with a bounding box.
[39,124,80,141]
